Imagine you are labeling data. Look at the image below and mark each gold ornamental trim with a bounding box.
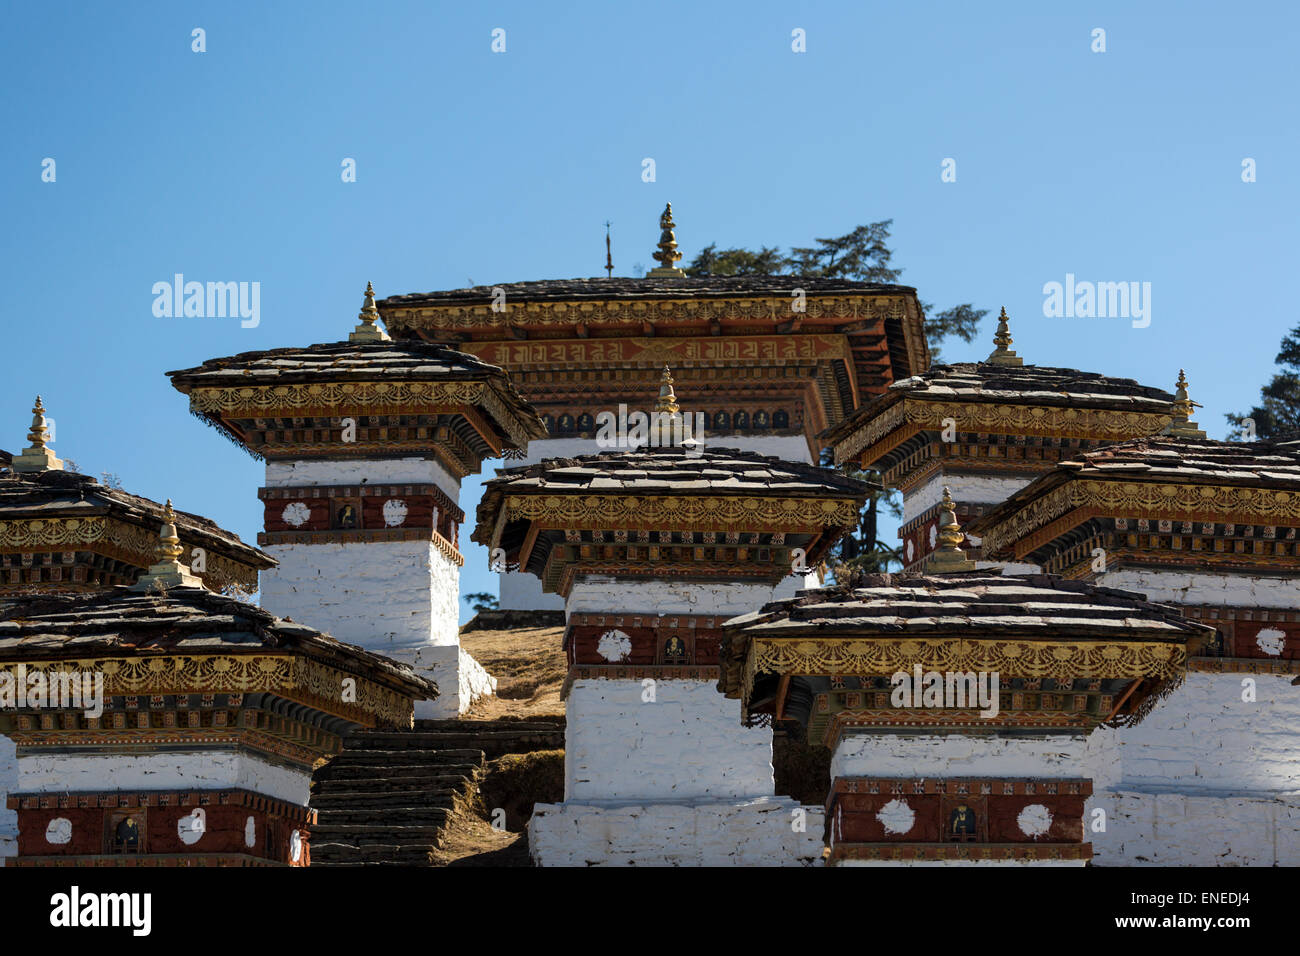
[0,516,259,592]
[188,381,535,451]
[979,478,1300,558]
[504,494,862,532]
[0,655,414,727]
[739,636,1186,709]
[833,398,1171,466]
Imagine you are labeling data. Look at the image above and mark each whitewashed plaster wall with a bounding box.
[1089,672,1300,865]
[262,539,458,650]
[265,457,462,502]
[0,737,15,863]
[564,678,774,802]
[831,731,1099,781]
[16,750,313,805]
[566,575,809,620]
[529,798,825,866]
[1099,568,1300,610]
[903,473,1031,524]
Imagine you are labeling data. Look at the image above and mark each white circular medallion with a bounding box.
[177,808,206,845]
[1017,803,1053,837]
[290,829,303,862]
[928,524,937,549]
[282,502,311,528]
[45,817,72,845]
[382,498,409,527]
[876,798,916,835]
[905,540,915,562]
[596,629,633,662]
[1256,627,1286,657]
[244,815,256,848]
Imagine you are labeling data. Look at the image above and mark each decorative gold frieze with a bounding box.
[0,516,259,592]
[979,478,1300,558]
[0,655,414,728]
[503,494,861,532]
[737,636,1186,709]
[833,398,1171,466]
[188,381,534,452]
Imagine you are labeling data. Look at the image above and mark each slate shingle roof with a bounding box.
[472,444,876,546]
[823,361,1173,444]
[0,467,272,569]
[166,340,547,443]
[379,276,916,309]
[717,570,1212,703]
[0,586,436,698]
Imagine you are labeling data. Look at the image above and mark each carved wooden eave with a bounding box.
[472,446,876,595]
[0,470,274,594]
[971,437,1300,576]
[167,342,548,472]
[717,571,1212,738]
[0,587,436,734]
[378,279,930,460]
[822,363,1174,482]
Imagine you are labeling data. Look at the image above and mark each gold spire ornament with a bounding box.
[1163,369,1207,439]
[131,500,204,591]
[926,487,977,573]
[652,365,685,446]
[985,307,1023,367]
[647,203,686,278]
[349,281,392,343]
[11,396,63,473]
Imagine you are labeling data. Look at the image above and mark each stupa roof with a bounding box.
[0,585,436,726]
[825,360,1174,465]
[381,275,915,308]
[718,569,1211,732]
[970,436,1300,568]
[167,339,547,464]
[473,444,875,594]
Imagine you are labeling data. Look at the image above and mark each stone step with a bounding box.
[344,731,561,749]
[310,843,438,865]
[310,823,449,846]
[319,748,486,767]
[413,718,565,732]
[311,774,474,795]
[315,807,455,827]
[310,789,460,810]
[314,760,482,781]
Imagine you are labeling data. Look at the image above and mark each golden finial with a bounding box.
[11,395,63,473]
[1163,369,1207,439]
[131,498,203,591]
[926,486,977,574]
[651,365,685,448]
[349,281,391,343]
[646,203,685,278]
[985,307,1023,367]
[654,366,680,416]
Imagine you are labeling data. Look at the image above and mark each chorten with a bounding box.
[822,308,1175,570]
[717,504,1211,865]
[167,285,547,716]
[473,373,874,865]
[0,507,434,866]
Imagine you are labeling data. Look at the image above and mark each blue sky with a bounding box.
[2,1,1296,621]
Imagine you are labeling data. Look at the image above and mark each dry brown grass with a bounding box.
[460,625,566,719]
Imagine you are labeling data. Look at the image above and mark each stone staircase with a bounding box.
[309,717,565,866]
